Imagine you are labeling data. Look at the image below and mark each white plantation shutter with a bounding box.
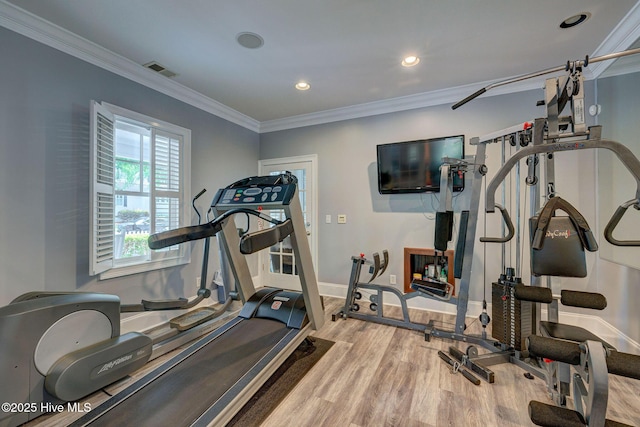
[90,101,190,278]
[153,132,182,243]
[90,101,115,275]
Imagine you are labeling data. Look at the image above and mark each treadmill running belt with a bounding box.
[84,318,292,427]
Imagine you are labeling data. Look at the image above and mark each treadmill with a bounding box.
[71,173,324,427]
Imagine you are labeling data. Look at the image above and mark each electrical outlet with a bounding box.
[390,274,396,285]
[337,214,347,224]
[196,277,201,288]
[325,214,332,224]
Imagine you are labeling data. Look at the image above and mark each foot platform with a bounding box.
[170,307,219,331]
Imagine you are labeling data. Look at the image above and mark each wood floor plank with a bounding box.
[25,296,640,427]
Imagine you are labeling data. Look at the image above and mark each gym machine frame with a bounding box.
[428,50,640,386]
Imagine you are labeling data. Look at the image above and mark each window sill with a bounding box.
[99,255,190,280]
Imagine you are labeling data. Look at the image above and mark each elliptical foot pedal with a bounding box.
[169,307,218,331]
[142,297,189,310]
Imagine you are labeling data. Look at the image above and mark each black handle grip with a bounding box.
[148,222,222,249]
[531,228,544,249]
[193,188,206,200]
[239,219,293,254]
[583,230,599,252]
[452,88,487,110]
[480,204,515,243]
[604,200,640,246]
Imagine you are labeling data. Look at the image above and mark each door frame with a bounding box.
[258,154,318,285]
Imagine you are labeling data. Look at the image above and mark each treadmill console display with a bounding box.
[213,173,297,207]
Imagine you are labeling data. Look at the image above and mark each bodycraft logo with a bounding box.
[546,229,571,239]
[97,354,133,374]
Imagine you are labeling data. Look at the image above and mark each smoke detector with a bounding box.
[144,61,177,78]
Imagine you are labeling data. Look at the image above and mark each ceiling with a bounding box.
[3,0,640,131]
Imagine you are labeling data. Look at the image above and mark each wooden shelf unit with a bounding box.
[403,247,455,294]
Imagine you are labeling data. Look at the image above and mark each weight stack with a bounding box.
[491,280,536,351]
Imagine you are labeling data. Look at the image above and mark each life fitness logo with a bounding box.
[546,229,571,239]
[271,296,289,311]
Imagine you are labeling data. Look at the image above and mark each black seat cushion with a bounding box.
[539,321,615,350]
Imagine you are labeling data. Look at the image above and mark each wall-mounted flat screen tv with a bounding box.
[377,135,465,194]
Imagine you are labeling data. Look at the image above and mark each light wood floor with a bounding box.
[25,297,640,427]
[261,297,640,427]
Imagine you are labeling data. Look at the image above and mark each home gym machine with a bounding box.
[68,172,324,427]
[445,50,640,426]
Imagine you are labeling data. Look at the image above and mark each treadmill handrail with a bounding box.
[148,208,282,249]
[485,138,640,212]
[239,219,294,254]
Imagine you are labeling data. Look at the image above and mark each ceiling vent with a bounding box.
[144,61,177,78]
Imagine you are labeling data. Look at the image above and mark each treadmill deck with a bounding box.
[75,317,296,426]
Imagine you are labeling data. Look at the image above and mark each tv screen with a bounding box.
[377,135,465,194]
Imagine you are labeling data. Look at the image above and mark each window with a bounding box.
[90,101,191,279]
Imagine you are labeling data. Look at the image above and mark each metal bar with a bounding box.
[486,137,640,212]
[501,136,506,271]
[478,122,534,143]
[452,47,640,110]
[453,140,487,334]
[285,193,325,330]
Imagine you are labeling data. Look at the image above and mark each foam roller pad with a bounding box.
[561,290,607,310]
[514,284,553,304]
[607,350,640,380]
[528,400,585,427]
[527,335,582,365]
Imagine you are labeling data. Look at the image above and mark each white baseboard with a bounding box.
[319,281,481,316]
[319,281,640,355]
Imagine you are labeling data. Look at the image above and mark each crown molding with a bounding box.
[259,78,546,133]
[588,0,640,78]
[2,0,640,134]
[0,1,260,132]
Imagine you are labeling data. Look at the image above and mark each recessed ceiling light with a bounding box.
[236,32,264,49]
[401,56,420,67]
[560,12,590,29]
[295,81,310,91]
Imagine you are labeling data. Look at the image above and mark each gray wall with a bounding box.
[596,71,640,343]
[0,27,259,307]
[259,83,634,340]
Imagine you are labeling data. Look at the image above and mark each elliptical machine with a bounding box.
[0,189,233,427]
[0,292,153,427]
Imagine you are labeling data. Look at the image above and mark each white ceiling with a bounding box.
[3,0,640,131]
